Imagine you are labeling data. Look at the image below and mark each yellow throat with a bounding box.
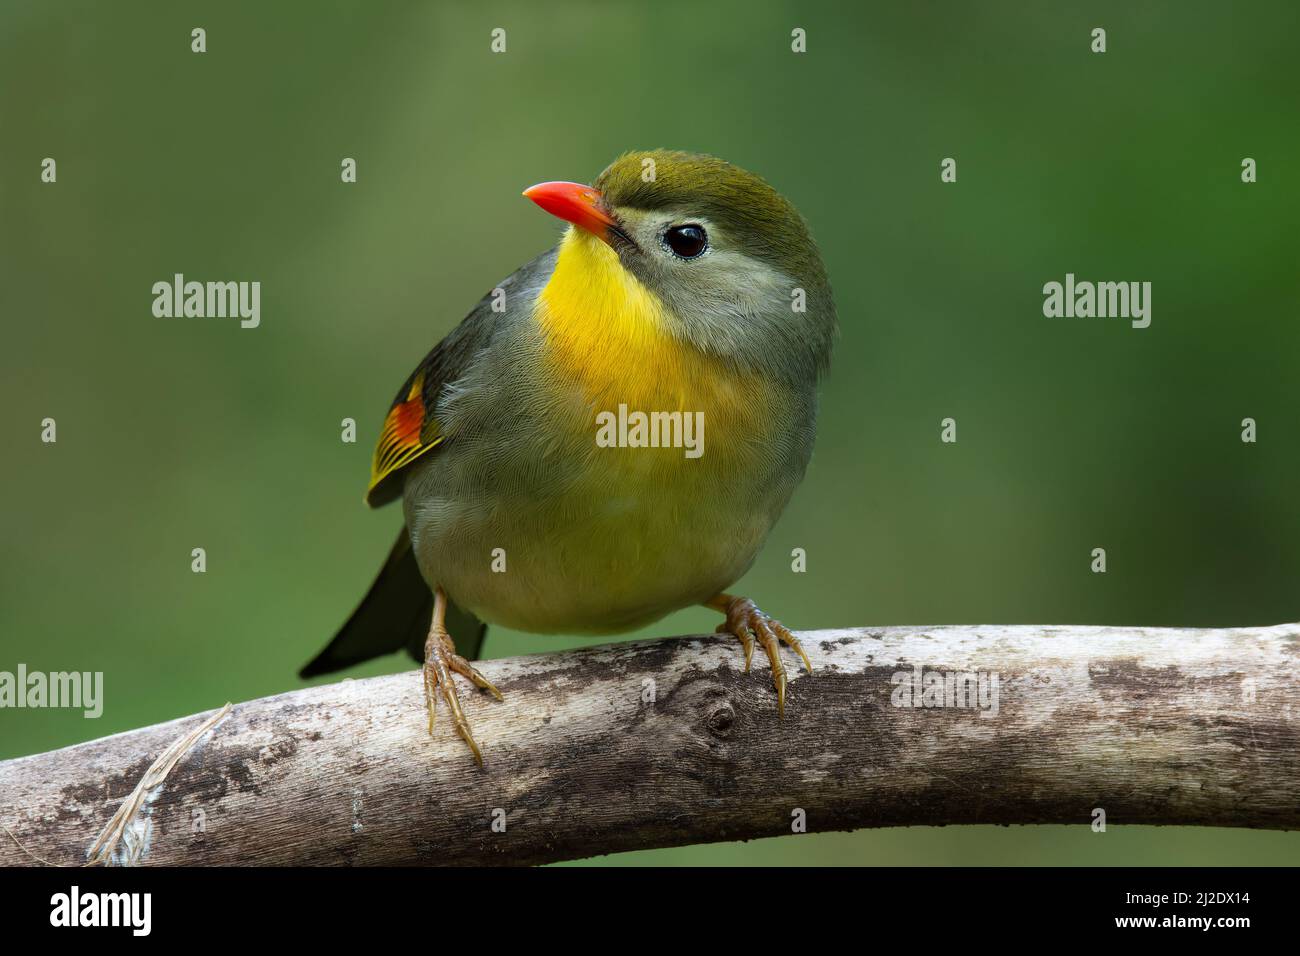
[534,228,751,418]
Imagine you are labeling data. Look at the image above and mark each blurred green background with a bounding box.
[2,0,1297,865]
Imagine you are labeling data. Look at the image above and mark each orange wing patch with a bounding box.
[366,371,444,506]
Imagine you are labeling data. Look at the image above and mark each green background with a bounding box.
[2,0,1297,865]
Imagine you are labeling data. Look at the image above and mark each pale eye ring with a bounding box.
[662,224,708,259]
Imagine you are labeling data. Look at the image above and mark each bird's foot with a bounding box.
[422,624,503,768]
[708,593,812,717]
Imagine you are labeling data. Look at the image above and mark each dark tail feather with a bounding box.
[299,527,487,678]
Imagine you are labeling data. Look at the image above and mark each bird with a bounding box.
[300,149,837,765]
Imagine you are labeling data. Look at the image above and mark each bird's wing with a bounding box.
[365,248,557,507]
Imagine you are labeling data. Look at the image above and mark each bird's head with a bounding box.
[525,150,836,385]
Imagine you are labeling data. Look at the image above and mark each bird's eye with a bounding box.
[662,224,708,259]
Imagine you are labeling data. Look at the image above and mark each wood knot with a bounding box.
[705,702,735,738]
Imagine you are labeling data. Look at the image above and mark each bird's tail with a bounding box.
[299,527,486,678]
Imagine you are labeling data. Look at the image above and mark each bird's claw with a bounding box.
[713,594,811,717]
[422,628,501,767]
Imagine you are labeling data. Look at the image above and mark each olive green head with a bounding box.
[593,149,836,384]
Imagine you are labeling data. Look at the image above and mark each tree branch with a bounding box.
[2,623,1297,866]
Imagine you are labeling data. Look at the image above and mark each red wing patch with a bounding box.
[366,371,444,505]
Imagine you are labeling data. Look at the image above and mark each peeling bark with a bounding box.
[1,623,1297,866]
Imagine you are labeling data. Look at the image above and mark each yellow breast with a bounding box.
[533,228,766,446]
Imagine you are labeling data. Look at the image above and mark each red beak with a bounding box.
[523,181,619,245]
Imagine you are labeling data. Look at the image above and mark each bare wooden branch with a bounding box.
[2,623,1297,866]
